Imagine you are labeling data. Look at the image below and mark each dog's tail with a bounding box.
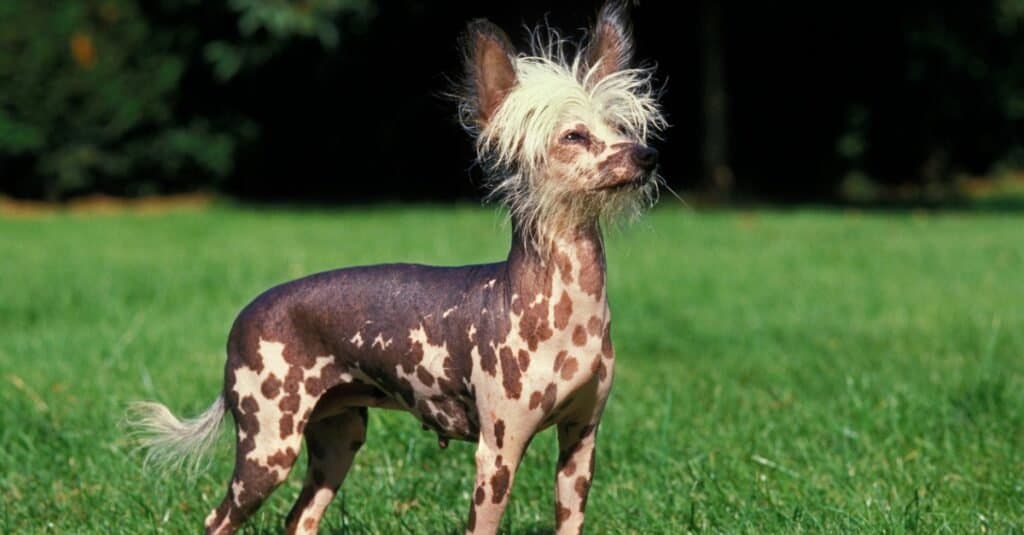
[127,395,227,476]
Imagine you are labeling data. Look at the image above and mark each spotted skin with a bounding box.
[201,224,615,535]
[191,4,654,534]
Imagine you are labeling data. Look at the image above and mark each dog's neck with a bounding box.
[506,220,607,305]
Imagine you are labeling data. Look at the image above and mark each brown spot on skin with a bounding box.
[561,357,579,380]
[529,390,543,410]
[475,485,486,505]
[467,503,477,531]
[279,413,294,438]
[490,465,511,504]
[304,375,324,397]
[416,365,435,387]
[541,383,557,413]
[267,447,297,468]
[494,420,506,449]
[562,460,577,476]
[572,325,587,346]
[281,343,310,368]
[495,455,503,468]
[479,345,498,377]
[589,136,607,156]
[260,374,282,399]
[554,350,567,372]
[587,316,603,336]
[554,291,573,330]
[303,517,316,530]
[235,395,261,457]
[578,256,604,299]
[518,298,553,351]
[240,395,259,415]
[597,146,631,175]
[553,249,574,284]
[556,503,571,528]
[552,143,577,164]
[575,476,590,499]
[283,367,303,394]
[499,347,522,399]
[279,393,300,413]
[517,349,530,372]
[248,353,266,375]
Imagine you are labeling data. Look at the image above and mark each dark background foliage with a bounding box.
[1,0,1021,203]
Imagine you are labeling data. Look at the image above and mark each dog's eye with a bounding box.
[563,131,588,143]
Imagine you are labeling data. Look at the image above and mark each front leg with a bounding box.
[554,420,599,534]
[466,414,533,535]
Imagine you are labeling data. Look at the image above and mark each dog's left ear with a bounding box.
[585,1,634,80]
[465,19,518,127]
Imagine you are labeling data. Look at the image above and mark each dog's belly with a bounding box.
[335,357,481,443]
[311,378,480,442]
[407,392,480,441]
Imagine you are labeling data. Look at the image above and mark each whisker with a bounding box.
[659,180,689,209]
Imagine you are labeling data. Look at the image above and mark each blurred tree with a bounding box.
[858,0,1024,189]
[0,1,1020,203]
[204,0,372,81]
[699,0,733,201]
[0,0,370,200]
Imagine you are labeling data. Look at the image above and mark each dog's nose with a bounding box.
[631,145,659,170]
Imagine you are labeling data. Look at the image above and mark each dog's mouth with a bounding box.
[593,172,654,192]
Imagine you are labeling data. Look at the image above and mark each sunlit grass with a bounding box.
[1,203,1021,533]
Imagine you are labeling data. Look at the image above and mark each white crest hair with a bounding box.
[462,25,667,244]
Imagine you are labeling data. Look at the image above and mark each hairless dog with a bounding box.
[131,3,665,533]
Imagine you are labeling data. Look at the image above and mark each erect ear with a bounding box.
[465,19,518,126]
[585,1,634,80]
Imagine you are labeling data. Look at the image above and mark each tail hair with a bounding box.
[127,395,226,476]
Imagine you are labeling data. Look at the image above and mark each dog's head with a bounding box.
[460,2,666,243]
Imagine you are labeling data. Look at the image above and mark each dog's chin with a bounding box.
[593,172,655,194]
[584,173,657,223]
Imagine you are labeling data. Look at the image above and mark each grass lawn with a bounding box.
[1,203,1022,534]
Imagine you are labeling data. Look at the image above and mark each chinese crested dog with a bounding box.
[131,2,665,533]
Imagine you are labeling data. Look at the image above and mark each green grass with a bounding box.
[1,203,1022,534]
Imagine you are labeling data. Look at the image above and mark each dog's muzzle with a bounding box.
[631,145,659,172]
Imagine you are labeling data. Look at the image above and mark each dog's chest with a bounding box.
[463,242,612,415]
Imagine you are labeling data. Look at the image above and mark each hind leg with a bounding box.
[284,407,368,534]
[204,420,304,534]
[204,372,311,534]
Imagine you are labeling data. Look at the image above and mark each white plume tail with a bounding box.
[127,395,226,476]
